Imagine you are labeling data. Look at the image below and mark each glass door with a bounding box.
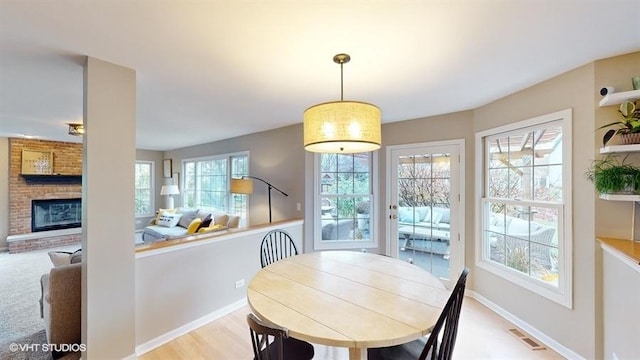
[387,141,464,287]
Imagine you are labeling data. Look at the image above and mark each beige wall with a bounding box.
[164,124,305,227]
[473,63,597,358]
[593,51,640,360]
[379,111,475,265]
[0,138,8,250]
[83,56,136,358]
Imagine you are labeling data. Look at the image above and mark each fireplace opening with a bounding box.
[32,198,82,232]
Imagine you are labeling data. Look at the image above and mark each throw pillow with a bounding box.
[213,214,229,227]
[186,218,202,234]
[48,251,73,267]
[196,214,213,232]
[157,213,182,227]
[155,208,177,224]
[177,209,199,228]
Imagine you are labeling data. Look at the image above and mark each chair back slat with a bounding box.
[247,313,288,360]
[419,267,469,360]
[260,229,299,268]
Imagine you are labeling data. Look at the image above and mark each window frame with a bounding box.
[474,109,573,308]
[313,151,378,250]
[134,161,154,218]
[182,151,249,226]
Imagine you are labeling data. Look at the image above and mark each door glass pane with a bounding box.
[396,153,451,280]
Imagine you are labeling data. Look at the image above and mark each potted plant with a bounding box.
[598,100,640,146]
[585,156,640,195]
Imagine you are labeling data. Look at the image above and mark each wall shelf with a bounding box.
[600,144,640,154]
[599,89,640,107]
[599,193,640,202]
[21,174,82,185]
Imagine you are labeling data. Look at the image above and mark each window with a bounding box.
[134,161,154,217]
[476,109,572,307]
[183,152,249,226]
[315,152,376,250]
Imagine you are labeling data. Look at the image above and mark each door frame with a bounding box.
[385,139,465,287]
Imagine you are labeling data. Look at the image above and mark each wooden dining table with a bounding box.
[247,251,451,360]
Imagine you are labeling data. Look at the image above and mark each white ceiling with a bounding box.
[1,1,638,151]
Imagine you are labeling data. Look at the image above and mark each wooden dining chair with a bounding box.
[247,313,315,360]
[260,229,299,268]
[367,267,470,360]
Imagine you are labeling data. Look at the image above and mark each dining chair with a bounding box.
[367,267,470,360]
[247,313,315,360]
[260,229,299,268]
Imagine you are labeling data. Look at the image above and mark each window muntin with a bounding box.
[477,110,571,308]
[134,161,153,217]
[317,152,375,248]
[183,153,249,225]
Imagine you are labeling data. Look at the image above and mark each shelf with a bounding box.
[600,144,640,154]
[599,193,640,202]
[21,174,82,185]
[599,89,640,107]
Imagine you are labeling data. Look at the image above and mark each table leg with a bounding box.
[349,347,367,360]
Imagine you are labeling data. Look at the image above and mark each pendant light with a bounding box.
[303,54,381,153]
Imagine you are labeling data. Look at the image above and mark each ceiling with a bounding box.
[1,1,638,151]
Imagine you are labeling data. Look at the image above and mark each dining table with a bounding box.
[246,250,451,360]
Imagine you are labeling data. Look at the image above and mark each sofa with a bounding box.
[397,206,451,240]
[142,208,240,242]
[40,251,82,358]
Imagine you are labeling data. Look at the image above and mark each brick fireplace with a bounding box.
[8,138,83,253]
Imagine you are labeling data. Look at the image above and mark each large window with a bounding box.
[476,109,572,307]
[315,152,376,250]
[183,152,249,225]
[134,161,154,217]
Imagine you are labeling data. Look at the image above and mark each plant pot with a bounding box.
[619,133,640,145]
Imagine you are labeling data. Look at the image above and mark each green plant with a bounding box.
[585,156,640,194]
[599,100,640,146]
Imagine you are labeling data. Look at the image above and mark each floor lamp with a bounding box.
[231,176,288,223]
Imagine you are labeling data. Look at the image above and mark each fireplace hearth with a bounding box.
[31,198,82,232]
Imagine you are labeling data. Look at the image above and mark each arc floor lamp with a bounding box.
[231,176,288,223]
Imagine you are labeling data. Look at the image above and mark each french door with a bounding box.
[387,140,465,288]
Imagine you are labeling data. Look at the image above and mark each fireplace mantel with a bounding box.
[21,174,82,185]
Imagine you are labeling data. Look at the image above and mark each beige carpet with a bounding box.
[0,245,80,347]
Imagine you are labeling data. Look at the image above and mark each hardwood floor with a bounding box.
[140,297,564,360]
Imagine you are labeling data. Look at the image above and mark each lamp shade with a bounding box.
[230,178,254,194]
[160,185,180,196]
[303,100,381,153]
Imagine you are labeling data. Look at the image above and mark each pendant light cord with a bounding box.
[340,61,344,101]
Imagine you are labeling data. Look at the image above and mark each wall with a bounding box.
[379,111,474,265]
[8,138,82,235]
[135,220,303,353]
[473,63,596,358]
[6,138,82,252]
[0,138,8,250]
[164,124,305,227]
[593,51,640,360]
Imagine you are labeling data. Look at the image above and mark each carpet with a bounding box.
[0,245,79,346]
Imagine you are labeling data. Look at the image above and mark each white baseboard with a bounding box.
[135,298,248,356]
[467,290,584,360]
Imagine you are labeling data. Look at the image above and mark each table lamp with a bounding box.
[160,184,180,209]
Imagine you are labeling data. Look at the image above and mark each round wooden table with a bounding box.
[247,251,450,360]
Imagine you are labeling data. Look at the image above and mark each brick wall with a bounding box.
[8,138,82,251]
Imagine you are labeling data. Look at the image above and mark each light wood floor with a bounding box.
[140,297,564,360]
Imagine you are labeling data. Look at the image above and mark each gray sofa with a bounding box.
[142,208,240,242]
